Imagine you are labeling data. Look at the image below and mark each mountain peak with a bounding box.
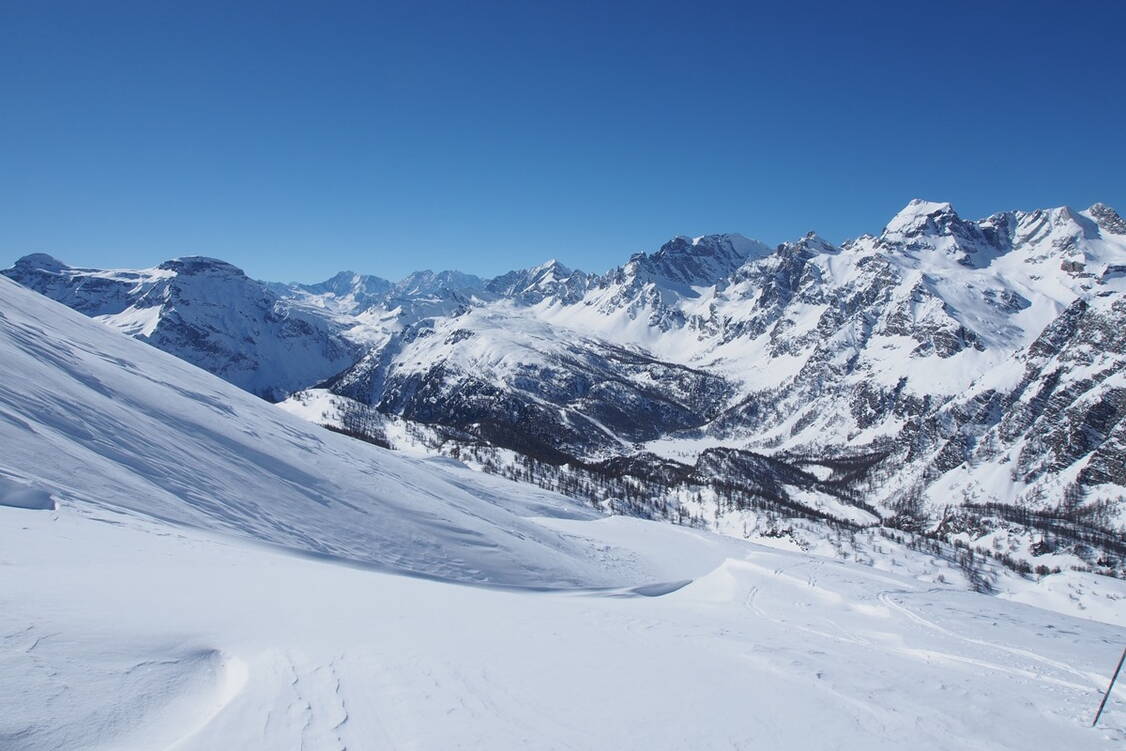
[632,232,771,287]
[158,256,247,277]
[483,258,588,304]
[695,232,769,255]
[883,199,959,237]
[10,253,69,273]
[526,259,582,286]
[394,269,484,298]
[790,231,839,256]
[1087,202,1126,235]
[303,270,392,298]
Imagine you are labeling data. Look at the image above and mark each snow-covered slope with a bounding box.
[0,274,635,587]
[3,254,360,400]
[4,504,1125,750]
[325,304,732,460]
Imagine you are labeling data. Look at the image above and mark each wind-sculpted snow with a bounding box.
[0,476,55,510]
[0,275,646,588]
[1,505,1123,750]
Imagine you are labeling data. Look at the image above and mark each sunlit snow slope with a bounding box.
[1,274,1125,750]
[0,275,634,588]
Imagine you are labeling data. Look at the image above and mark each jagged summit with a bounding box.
[295,270,393,298]
[789,231,839,256]
[626,232,772,287]
[881,199,960,238]
[486,258,589,305]
[527,258,571,276]
[393,269,484,297]
[1088,202,1126,234]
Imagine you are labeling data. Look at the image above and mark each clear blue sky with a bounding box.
[3,1,1124,282]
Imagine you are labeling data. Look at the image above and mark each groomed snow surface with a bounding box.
[1,274,1125,749]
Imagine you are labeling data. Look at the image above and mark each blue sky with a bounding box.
[2,1,1124,282]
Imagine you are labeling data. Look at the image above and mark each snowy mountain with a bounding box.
[324,305,733,462]
[2,265,1125,750]
[302,200,1126,573]
[5,200,1124,576]
[264,270,394,314]
[3,254,361,401]
[267,267,487,316]
[619,232,772,288]
[485,259,590,305]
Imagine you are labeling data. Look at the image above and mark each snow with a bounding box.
[3,507,1125,750]
[0,476,55,510]
[95,303,163,337]
[1002,570,1126,627]
[883,198,956,235]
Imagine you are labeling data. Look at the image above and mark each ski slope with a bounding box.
[1,275,1125,749]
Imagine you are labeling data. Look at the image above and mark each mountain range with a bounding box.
[5,198,1124,575]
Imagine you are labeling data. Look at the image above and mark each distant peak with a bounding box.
[304,269,392,296]
[394,268,484,297]
[529,258,573,277]
[627,232,771,287]
[158,256,246,277]
[882,199,961,238]
[656,232,770,259]
[796,231,838,254]
[694,231,752,245]
[906,197,953,211]
[769,231,839,261]
[11,253,69,272]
